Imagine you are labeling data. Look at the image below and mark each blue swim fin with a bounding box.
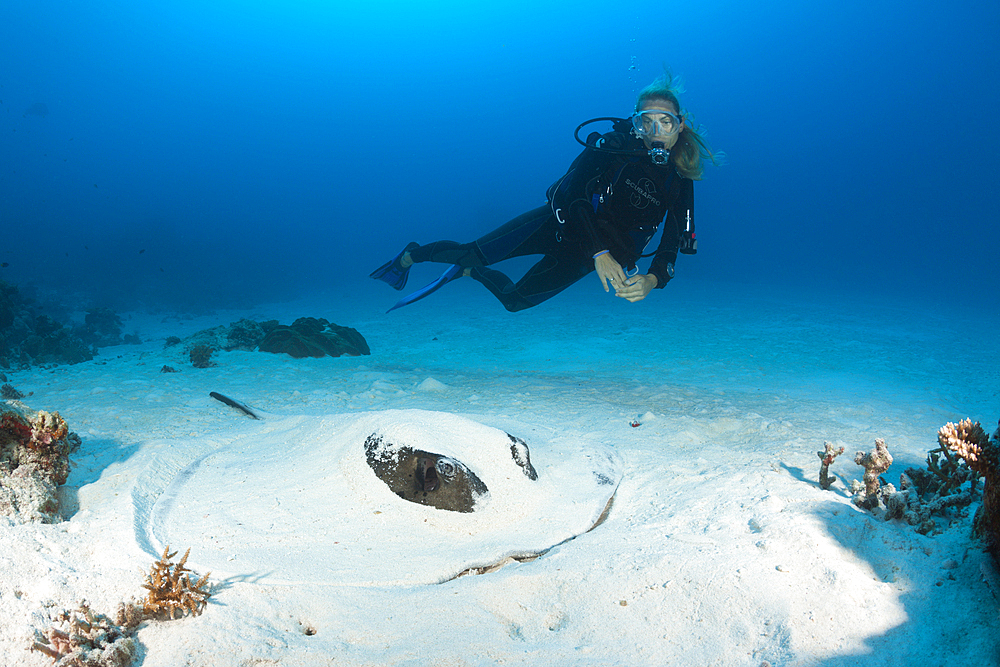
[370,242,419,291]
[387,264,464,312]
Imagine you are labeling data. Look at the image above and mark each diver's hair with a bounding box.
[635,68,722,180]
[634,71,682,115]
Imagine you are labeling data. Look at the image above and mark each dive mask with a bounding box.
[631,110,683,139]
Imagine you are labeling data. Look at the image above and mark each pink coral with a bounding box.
[1,404,74,521]
[941,419,1000,562]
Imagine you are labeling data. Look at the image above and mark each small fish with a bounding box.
[210,392,260,419]
[139,249,145,254]
[1,262,8,268]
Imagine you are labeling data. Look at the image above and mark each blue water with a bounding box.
[3,7,999,660]
[2,0,998,312]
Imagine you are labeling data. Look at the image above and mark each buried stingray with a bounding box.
[139,409,621,586]
[206,391,538,513]
[365,432,538,513]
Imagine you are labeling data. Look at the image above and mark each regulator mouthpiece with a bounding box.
[649,141,669,165]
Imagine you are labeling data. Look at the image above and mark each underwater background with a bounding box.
[3,5,1000,663]
[2,0,998,313]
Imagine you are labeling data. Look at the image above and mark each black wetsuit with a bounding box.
[408,128,695,312]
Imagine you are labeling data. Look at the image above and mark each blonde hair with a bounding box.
[635,69,722,180]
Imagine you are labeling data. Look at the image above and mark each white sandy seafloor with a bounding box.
[1,278,998,667]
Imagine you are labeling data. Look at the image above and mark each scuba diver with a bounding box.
[370,71,720,313]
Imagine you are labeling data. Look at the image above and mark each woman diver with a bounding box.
[370,71,719,312]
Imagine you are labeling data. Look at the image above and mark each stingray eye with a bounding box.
[434,457,458,482]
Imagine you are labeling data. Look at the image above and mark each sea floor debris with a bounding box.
[30,547,211,666]
[32,602,139,667]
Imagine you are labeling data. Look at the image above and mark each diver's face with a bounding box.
[637,100,683,149]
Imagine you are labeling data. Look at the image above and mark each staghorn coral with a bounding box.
[940,419,1000,561]
[29,547,213,666]
[31,601,139,667]
[851,438,893,510]
[817,441,845,490]
[136,546,212,620]
[939,419,991,468]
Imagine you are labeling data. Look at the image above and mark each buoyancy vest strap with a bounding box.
[590,162,630,212]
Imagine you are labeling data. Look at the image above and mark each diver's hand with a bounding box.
[595,252,628,293]
[615,273,657,302]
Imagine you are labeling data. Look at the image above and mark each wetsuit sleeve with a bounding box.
[647,177,693,288]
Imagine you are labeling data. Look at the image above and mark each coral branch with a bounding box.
[30,601,138,666]
[852,438,893,510]
[29,546,215,665]
[817,441,845,490]
[139,546,212,620]
[939,419,992,472]
[30,641,61,660]
[941,419,1000,562]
